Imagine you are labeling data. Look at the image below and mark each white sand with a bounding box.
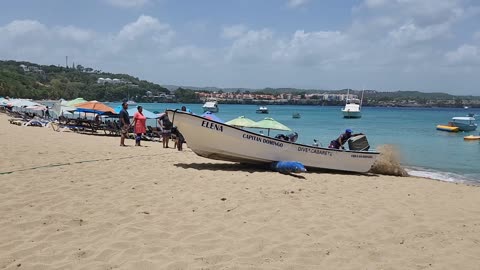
[1,113,479,270]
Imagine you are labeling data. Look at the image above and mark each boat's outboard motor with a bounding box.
[348,134,370,151]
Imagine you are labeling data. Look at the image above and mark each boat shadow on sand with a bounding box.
[174,162,306,179]
[174,162,382,179]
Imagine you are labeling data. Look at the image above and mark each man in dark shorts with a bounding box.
[119,102,130,146]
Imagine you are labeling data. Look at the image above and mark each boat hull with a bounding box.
[342,110,361,118]
[464,135,480,140]
[167,110,379,173]
[203,107,219,113]
[452,123,477,132]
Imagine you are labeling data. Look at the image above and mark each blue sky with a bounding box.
[1,0,480,95]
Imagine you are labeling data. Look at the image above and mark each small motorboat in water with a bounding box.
[202,98,219,113]
[256,106,269,114]
[256,106,268,113]
[437,115,477,132]
[464,134,480,141]
[292,112,301,119]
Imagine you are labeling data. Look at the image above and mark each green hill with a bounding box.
[0,60,169,101]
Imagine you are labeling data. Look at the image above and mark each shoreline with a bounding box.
[1,113,480,269]
[35,99,480,109]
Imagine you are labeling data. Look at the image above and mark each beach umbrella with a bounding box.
[8,99,41,108]
[25,104,47,111]
[201,111,223,122]
[66,98,87,107]
[75,101,115,114]
[250,117,291,136]
[225,116,256,128]
[114,106,159,119]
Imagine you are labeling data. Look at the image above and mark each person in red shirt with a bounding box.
[132,106,147,146]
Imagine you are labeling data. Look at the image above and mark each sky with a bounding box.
[1,0,480,95]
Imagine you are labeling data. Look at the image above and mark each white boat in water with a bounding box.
[167,110,379,173]
[450,115,477,131]
[202,98,219,113]
[341,89,363,118]
[256,106,268,114]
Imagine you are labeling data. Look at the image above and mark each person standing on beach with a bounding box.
[158,111,173,148]
[45,107,51,119]
[119,102,130,147]
[132,106,147,146]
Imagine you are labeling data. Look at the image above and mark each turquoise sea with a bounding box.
[111,103,480,184]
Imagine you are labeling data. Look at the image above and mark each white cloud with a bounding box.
[287,0,310,8]
[116,15,172,43]
[55,26,95,43]
[0,20,48,38]
[364,0,388,8]
[387,21,451,47]
[273,30,351,66]
[226,29,275,63]
[446,44,480,64]
[221,24,247,39]
[104,0,150,8]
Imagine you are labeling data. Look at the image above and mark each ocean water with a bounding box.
[113,103,480,184]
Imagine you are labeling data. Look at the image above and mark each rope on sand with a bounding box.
[0,154,164,175]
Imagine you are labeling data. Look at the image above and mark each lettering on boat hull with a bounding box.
[201,120,224,132]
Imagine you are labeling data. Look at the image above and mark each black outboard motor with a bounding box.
[348,134,370,151]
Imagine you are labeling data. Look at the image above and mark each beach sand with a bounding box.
[1,113,479,270]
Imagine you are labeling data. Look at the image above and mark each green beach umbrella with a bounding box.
[250,117,291,136]
[225,116,256,128]
[65,98,87,107]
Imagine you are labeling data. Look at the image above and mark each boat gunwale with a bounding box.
[167,109,380,155]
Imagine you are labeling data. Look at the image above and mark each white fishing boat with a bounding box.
[341,89,363,118]
[256,106,269,114]
[167,110,379,173]
[202,98,219,113]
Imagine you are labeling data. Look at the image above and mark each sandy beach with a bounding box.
[1,113,479,270]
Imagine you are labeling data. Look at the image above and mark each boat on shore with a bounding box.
[167,110,379,173]
[202,98,219,113]
[256,106,268,114]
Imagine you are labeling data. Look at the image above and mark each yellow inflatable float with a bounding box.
[436,125,459,132]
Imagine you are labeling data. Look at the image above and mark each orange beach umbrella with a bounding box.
[74,101,115,114]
